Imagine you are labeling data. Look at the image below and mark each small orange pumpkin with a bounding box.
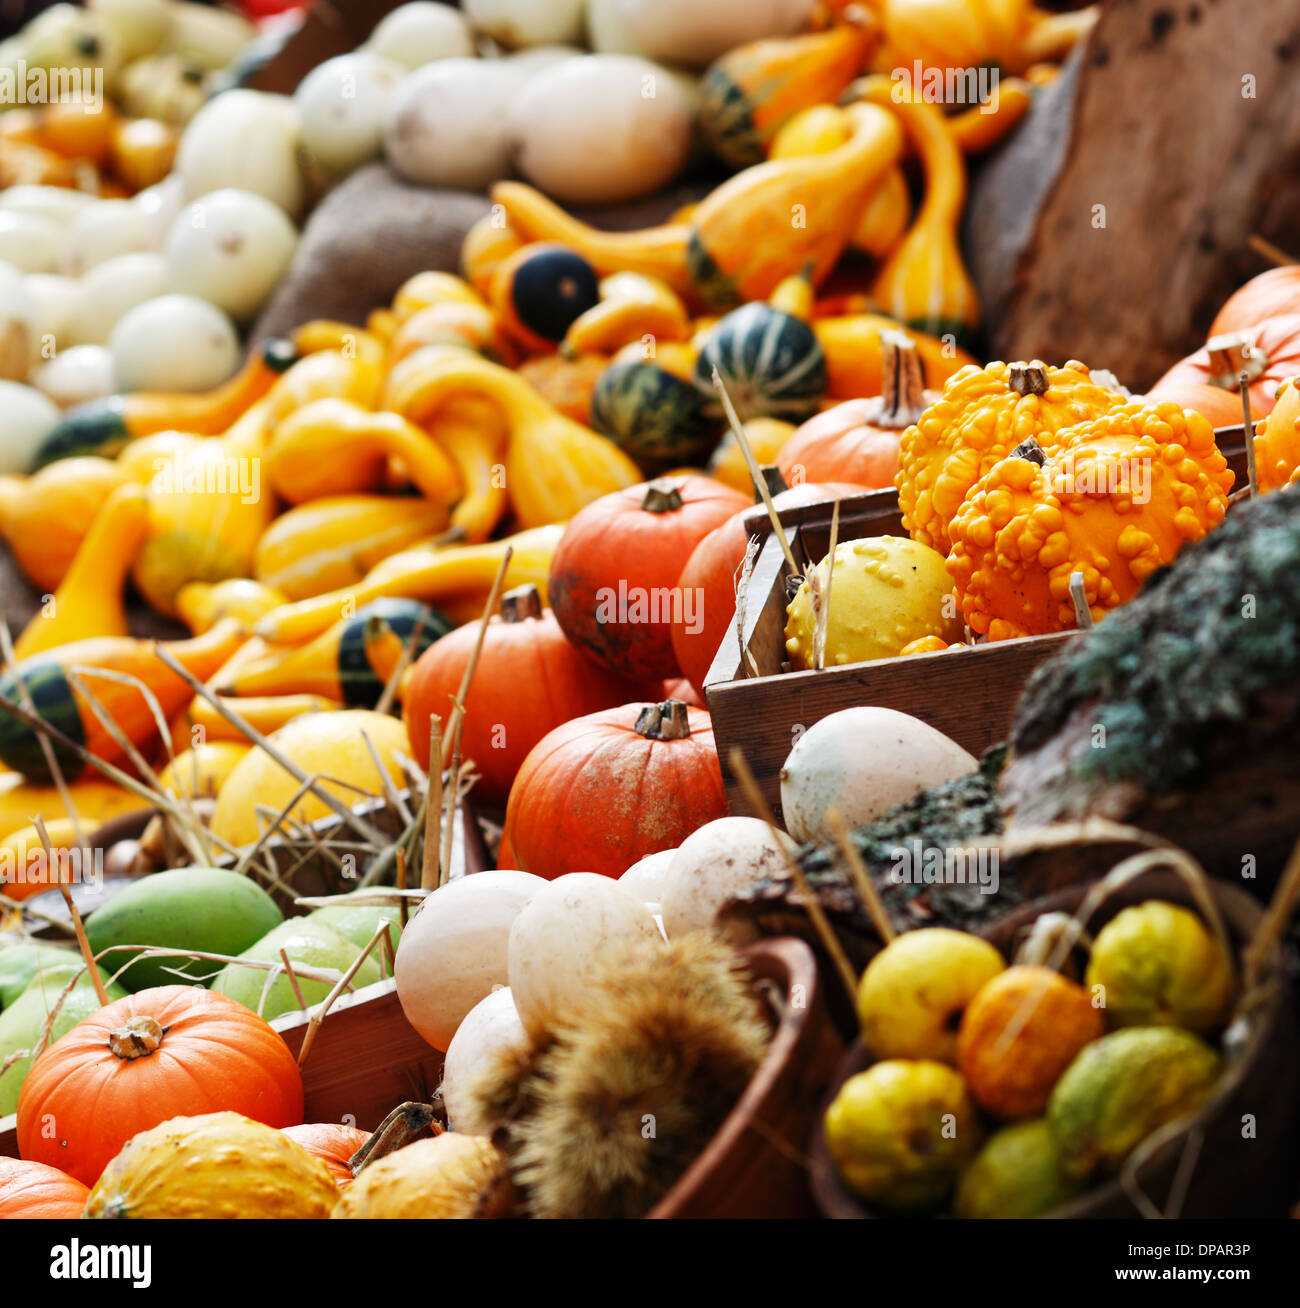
[17,986,304,1186]
[0,1157,91,1219]
[282,1123,372,1188]
[1210,265,1300,338]
[1153,315,1300,418]
[503,699,727,880]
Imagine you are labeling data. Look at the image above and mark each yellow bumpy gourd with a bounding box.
[785,535,963,669]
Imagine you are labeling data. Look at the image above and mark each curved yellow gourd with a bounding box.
[769,104,911,260]
[174,578,289,635]
[561,273,691,358]
[264,398,462,507]
[253,495,453,601]
[392,270,486,321]
[855,76,980,351]
[944,77,1033,153]
[816,312,976,398]
[125,403,277,618]
[263,349,385,426]
[460,211,527,299]
[255,524,565,647]
[0,772,140,841]
[875,0,1030,73]
[0,457,128,593]
[382,348,639,529]
[168,692,338,757]
[14,483,150,658]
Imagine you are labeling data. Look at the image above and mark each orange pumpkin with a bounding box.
[17,986,304,1186]
[403,584,644,806]
[1153,315,1300,418]
[1210,265,1300,337]
[282,1123,371,1188]
[670,479,863,696]
[518,351,609,424]
[1142,378,1245,429]
[547,475,749,680]
[503,699,727,880]
[0,1157,90,1219]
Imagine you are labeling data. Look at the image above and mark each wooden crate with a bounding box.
[705,429,1251,816]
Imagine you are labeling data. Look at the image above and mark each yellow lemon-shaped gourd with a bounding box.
[785,535,961,669]
[158,742,251,802]
[823,1059,982,1212]
[84,1112,339,1219]
[1085,901,1236,1034]
[211,709,408,848]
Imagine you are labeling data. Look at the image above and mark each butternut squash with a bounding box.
[254,525,564,648]
[382,348,639,529]
[855,76,981,349]
[14,483,150,658]
[252,496,453,601]
[0,457,128,592]
[263,399,462,507]
[0,620,245,783]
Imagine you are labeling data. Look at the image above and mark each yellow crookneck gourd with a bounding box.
[769,104,911,260]
[383,347,639,529]
[168,693,340,758]
[460,212,527,300]
[255,523,564,647]
[122,400,278,619]
[391,271,487,321]
[491,101,903,310]
[264,398,462,507]
[14,483,149,658]
[174,578,289,635]
[815,312,976,399]
[252,494,454,601]
[561,272,691,358]
[944,77,1034,153]
[0,457,128,593]
[852,75,981,352]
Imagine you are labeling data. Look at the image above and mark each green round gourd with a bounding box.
[694,301,827,423]
[590,359,716,471]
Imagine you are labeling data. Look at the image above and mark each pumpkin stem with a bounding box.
[757,464,788,503]
[635,699,692,740]
[1010,436,1048,466]
[1206,332,1266,389]
[349,1101,443,1176]
[876,330,927,428]
[108,1015,165,1060]
[1007,362,1049,397]
[500,584,543,622]
[641,480,684,513]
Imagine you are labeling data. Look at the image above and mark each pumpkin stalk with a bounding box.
[1007,362,1049,397]
[348,1101,443,1176]
[1205,333,1265,389]
[1010,435,1049,466]
[108,1015,164,1060]
[500,584,543,623]
[874,331,927,429]
[634,699,692,741]
[641,480,685,514]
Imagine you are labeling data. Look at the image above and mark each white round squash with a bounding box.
[0,185,98,228]
[0,381,60,475]
[394,869,547,1052]
[617,0,815,67]
[463,0,585,49]
[660,816,797,938]
[384,58,516,191]
[68,251,168,347]
[507,872,660,1041]
[59,199,150,278]
[618,847,675,911]
[508,54,693,206]
[164,189,298,323]
[176,89,304,217]
[440,986,530,1133]
[108,293,239,393]
[365,2,476,69]
[0,263,37,381]
[779,707,977,844]
[0,212,62,274]
[23,273,83,353]
[585,0,649,55]
[134,174,187,251]
[294,51,405,175]
[32,344,117,409]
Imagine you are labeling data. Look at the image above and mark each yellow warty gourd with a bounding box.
[14,482,149,658]
[331,1133,512,1219]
